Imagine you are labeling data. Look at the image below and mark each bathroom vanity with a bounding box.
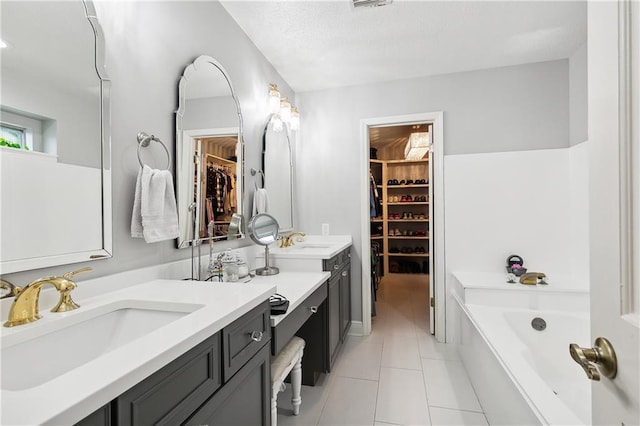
[1,280,276,425]
[256,236,352,384]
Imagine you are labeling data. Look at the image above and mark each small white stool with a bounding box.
[271,336,305,426]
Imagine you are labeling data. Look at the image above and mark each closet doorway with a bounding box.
[359,113,444,341]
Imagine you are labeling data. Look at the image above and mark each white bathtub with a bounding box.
[450,272,591,425]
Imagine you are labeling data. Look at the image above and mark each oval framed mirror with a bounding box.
[0,0,112,273]
[262,116,294,232]
[175,55,244,248]
[248,213,279,276]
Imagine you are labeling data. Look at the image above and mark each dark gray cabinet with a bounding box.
[328,273,341,369]
[75,300,271,426]
[339,264,351,341]
[323,247,351,371]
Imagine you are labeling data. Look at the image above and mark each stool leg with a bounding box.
[272,383,279,426]
[291,352,303,416]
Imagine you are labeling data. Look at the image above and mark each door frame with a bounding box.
[358,112,446,341]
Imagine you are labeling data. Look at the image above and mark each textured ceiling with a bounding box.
[220,0,587,93]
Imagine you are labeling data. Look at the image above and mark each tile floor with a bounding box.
[277,274,489,426]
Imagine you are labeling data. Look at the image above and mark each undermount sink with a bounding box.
[1,300,202,391]
[292,244,332,249]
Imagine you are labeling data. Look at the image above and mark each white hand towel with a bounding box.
[130,167,144,238]
[141,166,180,243]
[252,188,269,216]
[131,165,180,243]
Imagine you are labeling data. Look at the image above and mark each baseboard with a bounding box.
[348,321,365,336]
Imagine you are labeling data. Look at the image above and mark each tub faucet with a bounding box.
[278,232,306,248]
[519,272,547,285]
[3,267,91,328]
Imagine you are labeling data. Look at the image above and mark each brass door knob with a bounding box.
[569,337,617,381]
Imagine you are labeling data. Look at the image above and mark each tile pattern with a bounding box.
[278,274,488,426]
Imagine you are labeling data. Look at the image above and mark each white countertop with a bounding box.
[258,235,352,260]
[1,279,276,426]
[252,271,331,327]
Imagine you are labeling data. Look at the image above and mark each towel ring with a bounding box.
[137,132,171,170]
[251,168,265,189]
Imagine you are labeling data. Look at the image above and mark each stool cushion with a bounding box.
[271,336,305,382]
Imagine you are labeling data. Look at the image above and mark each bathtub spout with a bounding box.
[519,272,547,285]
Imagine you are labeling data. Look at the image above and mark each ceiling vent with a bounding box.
[353,0,393,8]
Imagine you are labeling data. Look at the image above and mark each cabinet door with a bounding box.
[339,264,351,341]
[184,343,271,426]
[74,404,111,426]
[116,333,222,426]
[328,273,340,370]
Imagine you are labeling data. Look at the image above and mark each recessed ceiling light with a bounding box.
[0,39,9,48]
[353,0,393,9]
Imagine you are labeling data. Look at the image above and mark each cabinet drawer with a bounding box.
[323,248,351,275]
[222,300,271,380]
[272,282,327,355]
[117,332,222,426]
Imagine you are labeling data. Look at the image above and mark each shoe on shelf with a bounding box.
[406,179,414,185]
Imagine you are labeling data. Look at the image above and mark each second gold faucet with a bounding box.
[278,232,306,248]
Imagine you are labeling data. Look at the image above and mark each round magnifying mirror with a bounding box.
[248,213,280,275]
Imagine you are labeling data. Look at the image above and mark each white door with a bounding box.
[428,147,435,334]
[587,2,639,424]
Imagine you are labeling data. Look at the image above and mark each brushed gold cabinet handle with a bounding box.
[569,337,617,381]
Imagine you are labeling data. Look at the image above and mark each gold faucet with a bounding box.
[278,232,306,248]
[3,267,91,328]
[519,272,547,285]
[1,279,18,299]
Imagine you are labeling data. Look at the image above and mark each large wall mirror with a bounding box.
[176,55,244,248]
[262,118,294,232]
[0,0,112,273]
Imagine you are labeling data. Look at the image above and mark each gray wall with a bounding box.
[296,59,572,321]
[4,1,294,285]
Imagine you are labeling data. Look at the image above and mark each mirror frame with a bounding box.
[261,115,294,233]
[1,0,112,273]
[175,55,245,248]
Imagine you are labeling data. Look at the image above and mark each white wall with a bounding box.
[297,60,571,321]
[569,43,588,146]
[444,145,588,290]
[4,1,295,285]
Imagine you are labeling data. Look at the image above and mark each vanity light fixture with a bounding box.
[267,84,300,131]
[268,83,281,113]
[404,131,431,160]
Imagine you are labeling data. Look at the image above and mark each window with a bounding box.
[0,122,27,149]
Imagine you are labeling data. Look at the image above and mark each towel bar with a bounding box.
[137,132,171,170]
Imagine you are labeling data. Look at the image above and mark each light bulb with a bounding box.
[280,97,291,123]
[290,106,300,131]
[268,83,280,114]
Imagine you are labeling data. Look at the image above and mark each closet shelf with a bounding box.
[371,219,383,223]
[386,159,428,165]
[371,236,384,240]
[388,219,429,222]
[387,202,429,206]
[387,184,429,189]
[388,253,430,258]
[388,236,429,240]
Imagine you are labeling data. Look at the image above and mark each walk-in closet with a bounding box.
[368,123,434,327]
